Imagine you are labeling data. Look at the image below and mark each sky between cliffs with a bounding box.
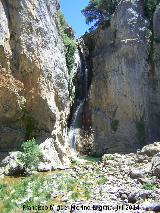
[60,0,89,38]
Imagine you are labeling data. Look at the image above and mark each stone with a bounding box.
[129,169,145,179]
[120,193,128,200]
[142,202,160,212]
[0,167,4,176]
[2,151,26,176]
[128,191,150,204]
[85,0,151,154]
[0,0,71,167]
[151,153,160,177]
[140,142,160,157]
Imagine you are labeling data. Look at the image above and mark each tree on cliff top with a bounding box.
[81,0,120,31]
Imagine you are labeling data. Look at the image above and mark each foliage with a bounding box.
[142,183,157,190]
[144,0,160,20]
[18,138,42,171]
[63,34,76,74]
[80,156,101,162]
[0,184,7,199]
[57,11,76,103]
[0,160,109,212]
[25,117,36,140]
[103,155,114,161]
[58,11,68,30]
[57,11,76,74]
[82,0,120,31]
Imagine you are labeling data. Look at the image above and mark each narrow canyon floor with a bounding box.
[0,144,160,213]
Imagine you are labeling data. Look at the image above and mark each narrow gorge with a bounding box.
[0,0,160,212]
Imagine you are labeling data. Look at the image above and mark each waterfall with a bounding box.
[84,68,88,98]
[69,100,84,150]
[68,39,89,152]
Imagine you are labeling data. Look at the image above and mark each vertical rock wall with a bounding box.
[148,5,160,141]
[0,0,71,167]
[87,0,153,154]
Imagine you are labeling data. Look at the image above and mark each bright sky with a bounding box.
[60,0,90,38]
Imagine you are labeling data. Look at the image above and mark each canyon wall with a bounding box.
[85,0,160,155]
[0,0,71,167]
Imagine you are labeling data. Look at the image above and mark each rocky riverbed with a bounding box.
[0,142,160,213]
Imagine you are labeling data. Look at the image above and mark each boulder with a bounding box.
[140,142,160,157]
[2,152,26,176]
[151,153,160,178]
[129,169,145,179]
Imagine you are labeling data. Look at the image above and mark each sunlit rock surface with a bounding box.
[0,0,71,167]
[86,0,160,154]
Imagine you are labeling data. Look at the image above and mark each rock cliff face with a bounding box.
[0,0,71,167]
[85,0,160,155]
[149,4,160,141]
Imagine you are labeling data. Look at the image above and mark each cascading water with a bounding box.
[68,40,89,152]
[69,100,84,150]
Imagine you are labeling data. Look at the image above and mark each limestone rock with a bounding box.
[0,0,71,167]
[86,0,151,154]
[38,138,71,171]
[129,169,145,179]
[2,152,26,176]
[139,142,160,157]
[151,153,160,177]
[149,5,160,141]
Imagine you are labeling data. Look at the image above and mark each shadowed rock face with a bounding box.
[149,5,160,141]
[86,0,160,155]
[0,0,71,167]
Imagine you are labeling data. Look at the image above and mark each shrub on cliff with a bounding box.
[18,138,42,171]
[57,11,76,103]
[144,0,160,20]
[63,34,76,74]
[58,12,76,74]
[82,0,120,31]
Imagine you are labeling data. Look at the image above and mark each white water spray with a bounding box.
[69,100,84,150]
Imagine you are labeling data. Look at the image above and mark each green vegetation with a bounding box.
[0,160,108,213]
[63,34,76,75]
[135,117,145,146]
[111,119,119,132]
[80,156,101,162]
[25,116,36,140]
[58,11,76,74]
[58,12,76,103]
[18,138,42,171]
[103,155,114,161]
[82,0,120,31]
[142,183,157,190]
[85,36,96,52]
[144,0,160,20]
